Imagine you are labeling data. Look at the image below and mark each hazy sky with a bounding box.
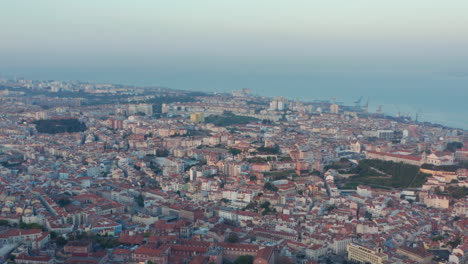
[1,0,468,73]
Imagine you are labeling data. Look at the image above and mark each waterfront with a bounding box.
[2,67,467,129]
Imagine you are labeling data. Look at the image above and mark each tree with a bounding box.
[227,232,239,243]
[446,186,468,199]
[264,182,278,192]
[234,255,254,264]
[257,144,280,154]
[445,142,463,152]
[19,222,43,230]
[448,237,462,248]
[260,201,274,216]
[229,148,242,156]
[347,159,430,188]
[92,234,120,248]
[386,199,395,208]
[56,236,68,246]
[326,205,337,213]
[244,156,267,163]
[365,211,373,220]
[205,113,259,127]
[260,201,270,209]
[156,149,169,157]
[58,198,71,207]
[135,194,144,207]
[149,162,162,173]
[244,201,256,210]
[33,118,87,134]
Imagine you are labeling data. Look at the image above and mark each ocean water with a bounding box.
[1,67,467,129]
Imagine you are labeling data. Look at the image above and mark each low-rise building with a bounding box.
[347,242,388,264]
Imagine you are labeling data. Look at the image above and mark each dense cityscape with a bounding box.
[0,78,465,264]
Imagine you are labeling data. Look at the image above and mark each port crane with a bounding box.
[354,96,363,107]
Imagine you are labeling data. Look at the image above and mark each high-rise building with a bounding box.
[35,111,48,120]
[108,118,124,129]
[232,88,251,97]
[270,97,288,111]
[128,104,153,116]
[330,104,339,114]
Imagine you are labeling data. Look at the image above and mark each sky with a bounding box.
[1,0,468,73]
[2,1,467,128]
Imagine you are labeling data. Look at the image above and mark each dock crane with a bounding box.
[354,96,363,107]
[363,99,369,112]
[394,105,400,117]
[415,110,422,122]
[377,105,382,114]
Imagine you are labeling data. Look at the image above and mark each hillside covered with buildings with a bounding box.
[0,79,466,264]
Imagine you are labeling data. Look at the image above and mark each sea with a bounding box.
[1,67,467,130]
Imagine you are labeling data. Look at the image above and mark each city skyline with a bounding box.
[2,1,467,130]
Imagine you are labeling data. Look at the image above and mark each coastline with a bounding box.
[1,68,467,130]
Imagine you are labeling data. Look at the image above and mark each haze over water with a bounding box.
[1,1,467,129]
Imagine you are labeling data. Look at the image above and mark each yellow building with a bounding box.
[190,112,205,123]
[330,103,339,114]
[396,246,432,264]
[347,243,388,264]
[424,194,450,209]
